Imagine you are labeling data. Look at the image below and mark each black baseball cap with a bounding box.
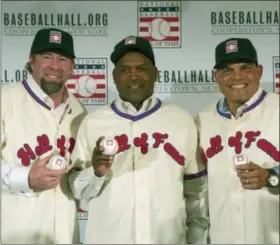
[214,38,258,69]
[110,35,155,65]
[30,28,75,58]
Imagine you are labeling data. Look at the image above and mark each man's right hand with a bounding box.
[28,155,68,191]
[92,136,114,177]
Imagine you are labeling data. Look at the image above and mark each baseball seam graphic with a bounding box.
[149,18,170,40]
[159,19,170,38]
[76,75,96,97]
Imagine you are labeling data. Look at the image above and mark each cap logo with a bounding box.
[124,36,136,45]
[49,31,62,44]
[225,40,238,53]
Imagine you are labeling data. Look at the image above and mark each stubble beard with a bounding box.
[40,78,64,96]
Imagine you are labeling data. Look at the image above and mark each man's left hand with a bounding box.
[236,162,269,190]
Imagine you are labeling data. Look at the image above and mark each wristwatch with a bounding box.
[267,168,280,188]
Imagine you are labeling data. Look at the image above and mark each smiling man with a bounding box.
[195,38,279,244]
[69,35,209,244]
[1,28,87,243]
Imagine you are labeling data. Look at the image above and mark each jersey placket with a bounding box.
[53,104,71,156]
[133,123,151,243]
[50,103,71,242]
[228,119,246,243]
[133,161,151,243]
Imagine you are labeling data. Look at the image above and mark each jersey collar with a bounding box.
[22,76,70,110]
[216,87,267,119]
[111,94,162,121]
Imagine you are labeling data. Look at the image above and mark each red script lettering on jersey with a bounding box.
[134,133,149,154]
[204,130,279,162]
[17,134,76,166]
[206,135,224,158]
[114,132,185,166]
[115,134,131,153]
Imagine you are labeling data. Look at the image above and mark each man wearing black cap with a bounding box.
[69,35,209,244]
[195,37,279,244]
[1,28,87,243]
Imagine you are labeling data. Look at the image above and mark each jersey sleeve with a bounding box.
[1,161,33,195]
[183,115,209,244]
[1,109,33,196]
[68,115,107,200]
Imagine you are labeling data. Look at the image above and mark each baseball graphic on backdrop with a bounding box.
[100,137,119,156]
[75,75,96,97]
[46,154,67,170]
[148,18,170,40]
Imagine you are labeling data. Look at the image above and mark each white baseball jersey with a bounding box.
[69,94,209,244]
[195,88,279,244]
[1,76,87,244]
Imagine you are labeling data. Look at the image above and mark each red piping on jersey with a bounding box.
[111,99,162,121]
[22,80,51,110]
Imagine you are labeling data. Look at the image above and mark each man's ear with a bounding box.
[257,64,263,79]
[214,70,221,85]
[29,55,35,70]
[112,68,117,84]
[71,59,75,70]
[153,66,159,83]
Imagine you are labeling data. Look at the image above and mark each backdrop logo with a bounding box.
[211,10,279,35]
[137,1,181,48]
[155,69,219,93]
[273,56,279,93]
[1,69,28,84]
[2,12,108,36]
[66,58,108,105]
